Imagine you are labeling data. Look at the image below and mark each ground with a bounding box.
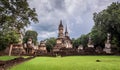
[8,56,120,70]
[0,56,17,61]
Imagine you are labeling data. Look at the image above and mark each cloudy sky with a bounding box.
[27,0,119,41]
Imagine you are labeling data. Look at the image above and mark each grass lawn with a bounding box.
[0,56,29,61]
[0,56,17,61]
[10,56,120,70]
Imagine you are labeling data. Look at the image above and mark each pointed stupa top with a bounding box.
[65,25,68,33]
[59,20,63,27]
[65,24,69,36]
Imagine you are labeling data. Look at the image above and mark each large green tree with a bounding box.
[0,29,19,51]
[90,27,106,48]
[0,0,38,51]
[0,0,38,31]
[93,2,120,47]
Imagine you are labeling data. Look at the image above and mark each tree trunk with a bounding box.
[9,44,13,56]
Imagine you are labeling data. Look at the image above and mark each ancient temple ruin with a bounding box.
[24,38,35,54]
[53,20,73,52]
[37,40,47,54]
[87,35,94,48]
[6,31,25,56]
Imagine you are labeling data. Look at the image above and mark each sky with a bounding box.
[26,0,120,42]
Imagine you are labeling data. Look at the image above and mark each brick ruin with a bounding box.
[3,21,118,56]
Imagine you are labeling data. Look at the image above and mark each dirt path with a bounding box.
[0,56,35,70]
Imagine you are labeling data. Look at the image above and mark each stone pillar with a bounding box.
[27,38,33,54]
[87,35,94,48]
[78,45,83,50]
[103,33,111,53]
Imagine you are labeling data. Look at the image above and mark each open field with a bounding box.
[10,56,120,70]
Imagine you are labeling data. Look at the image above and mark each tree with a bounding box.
[0,29,19,51]
[23,30,38,45]
[72,38,78,48]
[79,34,88,47]
[45,37,56,52]
[72,38,80,48]
[90,27,106,48]
[73,34,88,48]
[0,0,38,51]
[0,0,38,31]
[93,2,120,47]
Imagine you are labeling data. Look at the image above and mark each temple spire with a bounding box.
[65,25,68,32]
[58,20,64,38]
[59,20,63,27]
[65,25,68,36]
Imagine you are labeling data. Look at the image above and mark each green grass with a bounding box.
[0,56,17,61]
[10,56,120,70]
[0,56,29,61]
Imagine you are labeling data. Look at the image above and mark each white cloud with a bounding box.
[27,0,120,41]
[38,31,57,40]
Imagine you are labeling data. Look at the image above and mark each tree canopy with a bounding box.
[0,0,38,31]
[93,2,120,47]
[73,2,120,49]
[73,34,88,48]
[0,0,38,51]
[0,29,19,51]
[45,37,56,52]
